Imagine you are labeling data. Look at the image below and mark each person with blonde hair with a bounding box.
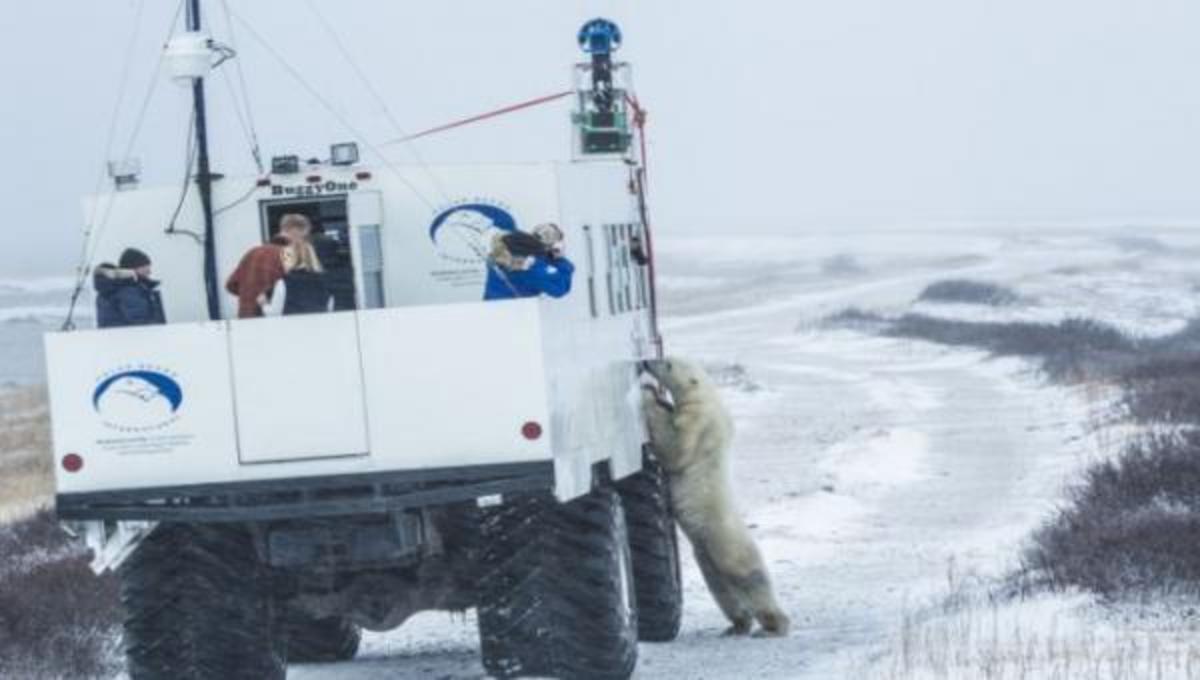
[227,213,329,317]
[262,215,332,316]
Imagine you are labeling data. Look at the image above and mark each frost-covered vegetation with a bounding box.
[860,590,1200,680]
[828,309,1134,379]
[832,294,1200,599]
[0,510,120,679]
[1026,433,1200,597]
[0,390,120,679]
[917,279,1021,306]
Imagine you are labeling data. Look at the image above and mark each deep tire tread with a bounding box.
[617,451,684,642]
[120,523,285,680]
[478,487,638,680]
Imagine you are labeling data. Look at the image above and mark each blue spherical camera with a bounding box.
[578,19,622,56]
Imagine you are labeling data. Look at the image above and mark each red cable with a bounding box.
[386,90,575,145]
[624,93,649,185]
[621,93,664,354]
[384,86,664,352]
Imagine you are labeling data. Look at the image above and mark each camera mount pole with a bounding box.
[187,0,221,321]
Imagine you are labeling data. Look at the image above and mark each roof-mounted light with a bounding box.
[107,158,141,190]
[271,155,300,174]
[330,142,360,166]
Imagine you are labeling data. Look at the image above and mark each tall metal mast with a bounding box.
[187,0,221,321]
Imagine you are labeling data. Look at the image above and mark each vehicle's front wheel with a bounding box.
[617,449,683,642]
[120,523,285,680]
[477,486,638,680]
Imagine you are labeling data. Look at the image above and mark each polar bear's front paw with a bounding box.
[753,610,792,638]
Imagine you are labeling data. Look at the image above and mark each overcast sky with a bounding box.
[2,0,1200,276]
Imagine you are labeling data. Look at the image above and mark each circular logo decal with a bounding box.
[429,202,518,264]
[92,368,184,432]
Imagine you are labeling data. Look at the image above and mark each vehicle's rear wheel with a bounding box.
[477,486,638,680]
[120,523,286,680]
[281,611,362,663]
[617,448,684,642]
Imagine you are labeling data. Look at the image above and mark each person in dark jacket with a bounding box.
[483,223,575,301]
[311,230,356,311]
[275,238,332,315]
[93,248,166,328]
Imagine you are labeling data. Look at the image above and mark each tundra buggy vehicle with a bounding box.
[48,12,680,680]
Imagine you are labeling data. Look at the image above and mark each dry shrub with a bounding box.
[0,387,53,520]
[1024,433,1200,597]
[886,314,1133,379]
[830,303,1200,601]
[0,510,120,679]
[917,279,1021,306]
[1121,355,1200,424]
[825,305,1136,380]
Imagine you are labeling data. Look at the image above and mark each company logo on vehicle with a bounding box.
[92,366,184,433]
[271,180,360,198]
[428,201,517,264]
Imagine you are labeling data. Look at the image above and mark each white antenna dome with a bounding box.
[165,32,213,84]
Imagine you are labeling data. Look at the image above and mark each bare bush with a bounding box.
[1023,432,1200,597]
[822,307,890,333]
[1121,355,1200,424]
[917,279,1021,306]
[887,314,1134,379]
[832,305,1200,603]
[826,308,1137,380]
[0,511,120,679]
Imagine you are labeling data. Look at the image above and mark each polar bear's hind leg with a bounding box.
[694,543,754,635]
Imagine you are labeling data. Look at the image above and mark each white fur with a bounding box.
[643,358,790,637]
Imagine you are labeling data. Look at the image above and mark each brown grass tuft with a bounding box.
[0,386,53,522]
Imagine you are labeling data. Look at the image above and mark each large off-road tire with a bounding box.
[120,523,286,680]
[282,612,362,663]
[477,486,638,680]
[617,450,684,642]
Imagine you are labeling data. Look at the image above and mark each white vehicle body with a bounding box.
[47,159,659,570]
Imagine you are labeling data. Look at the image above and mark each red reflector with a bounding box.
[62,453,84,473]
[355,171,372,181]
[256,177,271,187]
[521,421,543,441]
[306,175,322,184]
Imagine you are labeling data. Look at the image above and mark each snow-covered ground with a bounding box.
[282,227,1200,679]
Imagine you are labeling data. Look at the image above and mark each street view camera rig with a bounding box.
[573,18,634,156]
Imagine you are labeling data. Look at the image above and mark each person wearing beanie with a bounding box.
[94,248,166,328]
[118,247,152,273]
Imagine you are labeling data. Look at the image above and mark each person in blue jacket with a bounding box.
[93,248,166,328]
[483,223,575,301]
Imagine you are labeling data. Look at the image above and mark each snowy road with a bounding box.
[291,231,1140,679]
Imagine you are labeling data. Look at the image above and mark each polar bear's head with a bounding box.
[641,357,712,401]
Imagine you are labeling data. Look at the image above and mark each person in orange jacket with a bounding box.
[226,214,311,318]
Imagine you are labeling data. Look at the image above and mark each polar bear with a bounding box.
[641,358,791,637]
